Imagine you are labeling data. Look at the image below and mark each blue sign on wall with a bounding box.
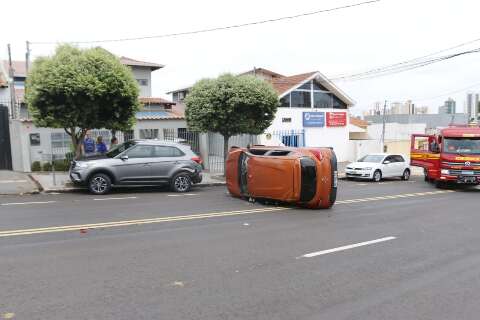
[303,112,325,127]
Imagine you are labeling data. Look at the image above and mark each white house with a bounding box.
[1,55,189,172]
[169,68,356,162]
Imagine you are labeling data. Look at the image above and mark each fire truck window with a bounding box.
[413,137,429,151]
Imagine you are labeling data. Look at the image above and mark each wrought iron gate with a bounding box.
[0,105,12,170]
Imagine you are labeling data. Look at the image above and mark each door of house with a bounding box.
[0,106,12,170]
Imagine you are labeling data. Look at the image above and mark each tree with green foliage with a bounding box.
[26,44,140,158]
[185,73,279,173]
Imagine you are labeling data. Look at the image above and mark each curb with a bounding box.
[27,174,44,192]
[39,182,226,194]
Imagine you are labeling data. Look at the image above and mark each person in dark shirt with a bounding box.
[83,133,96,156]
[96,136,107,154]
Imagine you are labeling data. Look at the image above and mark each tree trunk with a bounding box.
[223,135,230,177]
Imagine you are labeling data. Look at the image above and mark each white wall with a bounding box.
[131,67,152,97]
[266,107,351,162]
[367,122,427,141]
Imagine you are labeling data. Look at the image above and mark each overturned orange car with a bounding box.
[226,146,338,209]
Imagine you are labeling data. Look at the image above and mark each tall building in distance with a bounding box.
[466,92,479,120]
[414,106,429,114]
[438,97,456,114]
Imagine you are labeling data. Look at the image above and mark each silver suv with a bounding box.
[70,140,203,194]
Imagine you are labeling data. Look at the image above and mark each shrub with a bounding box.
[31,161,41,172]
[42,162,52,172]
[53,160,70,171]
[65,152,75,161]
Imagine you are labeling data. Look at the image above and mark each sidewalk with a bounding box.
[0,170,40,195]
[30,171,226,193]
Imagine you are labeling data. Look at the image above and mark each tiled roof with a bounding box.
[136,111,184,120]
[269,72,317,96]
[350,117,369,129]
[139,97,175,105]
[239,68,285,78]
[2,60,26,77]
[120,56,164,71]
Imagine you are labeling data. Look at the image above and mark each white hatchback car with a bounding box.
[345,153,411,182]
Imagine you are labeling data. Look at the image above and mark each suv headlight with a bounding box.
[441,169,449,175]
[76,162,92,169]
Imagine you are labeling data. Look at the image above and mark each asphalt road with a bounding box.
[0,177,479,319]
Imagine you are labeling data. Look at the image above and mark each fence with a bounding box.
[49,129,135,162]
[270,130,305,147]
[163,128,200,154]
[207,133,259,173]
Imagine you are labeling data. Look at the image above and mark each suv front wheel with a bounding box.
[170,173,192,193]
[88,173,112,195]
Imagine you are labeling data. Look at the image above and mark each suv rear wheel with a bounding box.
[171,173,192,193]
[88,173,112,195]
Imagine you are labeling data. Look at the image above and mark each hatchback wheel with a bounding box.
[401,169,410,181]
[171,173,192,193]
[372,170,382,182]
[88,173,112,195]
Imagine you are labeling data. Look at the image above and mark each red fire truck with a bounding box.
[411,125,480,187]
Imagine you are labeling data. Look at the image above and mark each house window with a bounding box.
[291,91,311,108]
[280,94,290,108]
[332,95,347,109]
[314,92,332,108]
[139,129,159,139]
[297,81,311,90]
[137,79,148,86]
[51,132,71,149]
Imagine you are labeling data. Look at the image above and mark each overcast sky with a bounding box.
[2,0,479,115]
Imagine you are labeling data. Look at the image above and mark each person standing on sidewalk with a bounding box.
[82,132,96,157]
[96,136,108,154]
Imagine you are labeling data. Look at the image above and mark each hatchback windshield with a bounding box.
[106,141,137,158]
[358,155,385,163]
[443,138,480,155]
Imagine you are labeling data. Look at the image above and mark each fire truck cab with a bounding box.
[411,125,480,187]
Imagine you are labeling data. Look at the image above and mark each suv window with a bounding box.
[126,145,153,158]
[153,146,185,157]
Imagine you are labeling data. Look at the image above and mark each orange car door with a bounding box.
[246,155,296,200]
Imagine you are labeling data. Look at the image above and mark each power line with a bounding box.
[333,36,480,79]
[30,0,382,45]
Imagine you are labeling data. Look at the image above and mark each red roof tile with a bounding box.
[269,71,317,95]
[2,60,26,77]
[350,117,369,129]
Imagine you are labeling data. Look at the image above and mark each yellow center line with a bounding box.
[0,190,456,238]
[336,190,454,205]
[0,207,287,238]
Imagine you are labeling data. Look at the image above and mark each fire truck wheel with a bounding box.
[435,180,445,189]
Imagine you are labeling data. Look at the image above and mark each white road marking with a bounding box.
[0,180,28,184]
[93,196,138,201]
[300,236,397,258]
[167,194,183,197]
[1,201,57,206]
[184,193,199,196]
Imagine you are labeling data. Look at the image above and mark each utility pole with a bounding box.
[7,44,17,119]
[25,41,30,97]
[380,100,387,152]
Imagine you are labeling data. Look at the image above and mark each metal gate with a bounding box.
[0,105,12,170]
